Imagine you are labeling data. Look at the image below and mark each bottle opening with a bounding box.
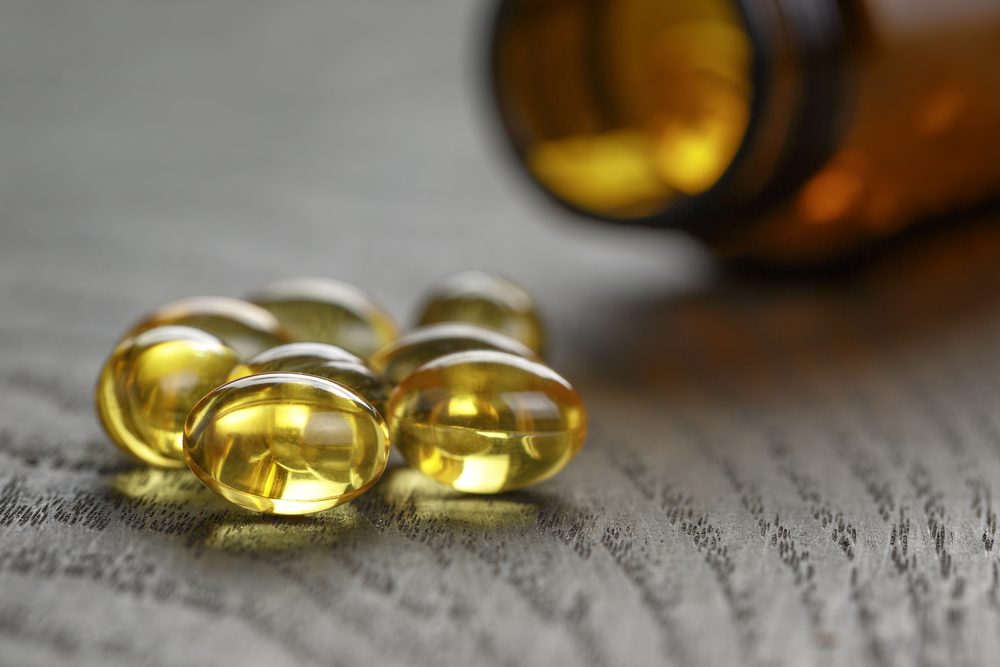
[492,0,754,221]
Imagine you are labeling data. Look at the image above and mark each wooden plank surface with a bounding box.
[2,2,1000,665]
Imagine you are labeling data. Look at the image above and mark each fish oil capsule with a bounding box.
[387,350,586,493]
[370,322,538,388]
[184,373,390,514]
[130,296,291,359]
[416,270,546,355]
[249,277,399,359]
[228,342,388,415]
[96,326,241,468]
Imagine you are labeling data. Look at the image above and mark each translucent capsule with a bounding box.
[386,350,586,493]
[370,322,538,387]
[249,277,399,359]
[184,373,390,514]
[416,270,546,355]
[129,296,291,359]
[96,326,241,468]
[228,342,388,415]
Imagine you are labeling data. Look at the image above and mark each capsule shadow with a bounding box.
[109,467,231,511]
[109,467,373,553]
[198,506,366,553]
[372,466,545,531]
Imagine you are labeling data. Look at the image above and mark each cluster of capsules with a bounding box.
[95,271,587,515]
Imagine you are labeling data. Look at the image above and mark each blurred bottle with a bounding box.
[489,0,1000,264]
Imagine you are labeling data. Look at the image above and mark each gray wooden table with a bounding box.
[3,2,1000,666]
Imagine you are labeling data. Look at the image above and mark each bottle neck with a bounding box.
[708,0,851,232]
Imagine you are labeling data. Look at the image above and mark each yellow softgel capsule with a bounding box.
[416,270,546,355]
[228,342,388,414]
[386,350,586,493]
[129,296,291,359]
[184,373,390,514]
[249,277,399,359]
[370,322,538,387]
[96,326,241,468]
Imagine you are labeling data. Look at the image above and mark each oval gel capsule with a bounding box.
[416,270,546,355]
[96,326,241,468]
[386,350,586,493]
[229,342,388,414]
[370,322,538,387]
[184,373,390,514]
[249,277,399,359]
[129,296,291,359]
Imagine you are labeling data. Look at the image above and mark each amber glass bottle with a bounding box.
[490,0,1000,263]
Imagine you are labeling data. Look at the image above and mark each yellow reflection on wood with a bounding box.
[378,468,538,529]
[110,467,222,507]
[202,507,362,552]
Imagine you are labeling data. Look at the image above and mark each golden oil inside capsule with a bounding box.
[416,270,546,356]
[249,277,399,359]
[228,342,388,415]
[96,326,241,468]
[129,296,291,359]
[184,373,390,514]
[387,350,586,493]
[370,322,538,388]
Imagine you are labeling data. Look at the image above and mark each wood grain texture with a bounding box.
[2,2,1000,666]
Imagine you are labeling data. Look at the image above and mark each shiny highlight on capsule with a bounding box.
[228,342,388,414]
[96,326,241,468]
[250,277,399,358]
[370,322,538,387]
[387,350,586,493]
[129,296,291,359]
[184,373,390,514]
[416,270,546,355]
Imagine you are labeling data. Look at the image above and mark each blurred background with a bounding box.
[0,0,706,350]
[4,2,1000,666]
